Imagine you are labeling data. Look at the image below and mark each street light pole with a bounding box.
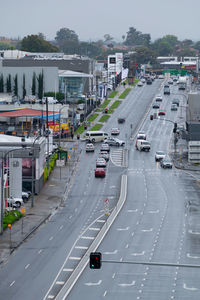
[31,135,41,208]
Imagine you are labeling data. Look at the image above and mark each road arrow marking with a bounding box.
[148,210,159,213]
[104,250,118,255]
[131,251,145,256]
[118,280,135,287]
[141,228,153,232]
[187,253,200,259]
[117,226,130,231]
[183,283,198,291]
[85,280,102,286]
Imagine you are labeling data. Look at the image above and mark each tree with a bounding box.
[104,34,113,43]
[178,47,197,57]
[55,28,79,45]
[0,42,16,50]
[21,35,59,52]
[135,46,157,64]
[14,74,18,97]
[162,35,178,48]
[32,72,36,95]
[0,74,4,93]
[37,71,44,99]
[124,27,151,47]
[6,74,11,93]
[194,41,200,52]
[181,39,194,47]
[151,38,172,56]
[22,74,26,99]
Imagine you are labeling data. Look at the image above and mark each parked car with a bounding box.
[158,110,166,116]
[171,104,178,111]
[160,158,173,169]
[96,157,107,168]
[7,197,24,208]
[155,151,166,161]
[95,168,106,178]
[85,143,95,152]
[111,128,120,135]
[105,137,125,146]
[152,103,160,109]
[118,118,125,124]
[100,143,110,152]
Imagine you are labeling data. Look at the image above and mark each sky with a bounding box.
[1,0,200,42]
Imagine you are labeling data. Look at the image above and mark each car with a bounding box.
[22,191,30,202]
[99,151,109,161]
[155,151,166,161]
[105,137,125,146]
[155,95,163,102]
[158,75,164,79]
[171,104,178,111]
[85,143,95,152]
[137,81,143,87]
[152,103,160,109]
[160,158,173,169]
[95,168,106,178]
[158,110,166,116]
[146,78,152,84]
[164,86,170,94]
[172,98,180,107]
[136,139,151,151]
[118,118,125,124]
[164,84,169,88]
[96,157,106,168]
[168,79,173,84]
[137,131,146,140]
[7,197,24,208]
[111,128,120,135]
[100,143,110,152]
[141,78,146,83]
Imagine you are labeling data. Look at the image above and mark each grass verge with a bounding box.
[109,100,121,110]
[90,123,103,131]
[3,210,23,230]
[119,88,131,99]
[108,91,118,98]
[88,113,99,122]
[100,100,110,109]
[99,115,110,122]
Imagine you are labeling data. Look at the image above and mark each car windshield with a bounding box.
[156,151,165,155]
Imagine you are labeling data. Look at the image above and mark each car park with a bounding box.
[155,95,162,102]
[158,110,166,116]
[85,143,95,152]
[105,137,125,146]
[155,151,166,161]
[99,151,109,161]
[152,103,160,109]
[118,118,125,124]
[172,98,180,107]
[111,128,120,135]
[171,104,178,111]
[7,197,24,208]
[96,157,106,168]
[95,168,106,178]
[160,158,173,169]
[100,143,110,152]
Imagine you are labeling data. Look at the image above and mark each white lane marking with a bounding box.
[187,253,200,259]
[81,236,95,240]
[131,251,145,256]
[59,225,63,230]
[63,268,74,272]
[38,249,43,254]
[49,236,54,241]
[141,228,153,232]
[25,264,30,269]
[89,227,100,231]
[127,209,138,212]
[148,210,159,213]
[103,290,107,297]
[10,281,15,287]
[112,273,115,279]
[110,186,116,188]
[104,250,118,255]
[56,281,65,285]
[183,283,198,291]
[188,230,200,235]
[75,246,88,250]
[125,244,129,248]
[47,296,54,299]
[117,226,130,231]
[97,219,105,223]
[85,280,102,286]
[69,256,81,261]
[69,215,72,219]
[118,280,135,287]
[75,208,78,212]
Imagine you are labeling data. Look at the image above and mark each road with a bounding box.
[1,79,199,300]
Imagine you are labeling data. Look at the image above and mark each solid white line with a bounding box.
[103,290,107,297]
[25,264,30,269]
[47,296,54,299]
[63,268,74,272]
[38,249,43,254]
[10,281,15,287]
[89,227,100,231]
[69,256,81,260]
[81,236,95,240]
[59,225,63,230]
[49,236,54,241]
[56,281,65,285]
[75,246,88,250]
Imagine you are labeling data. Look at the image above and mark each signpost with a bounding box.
[104,198,110,216]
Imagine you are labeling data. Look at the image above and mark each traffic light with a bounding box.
[173,122,177,133]
[136,63,139,69]
[90,252,102,269]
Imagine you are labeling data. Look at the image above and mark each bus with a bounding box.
[85,131,108,143]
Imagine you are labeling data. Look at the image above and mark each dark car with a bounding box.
[172,98,180,107]
[99,151,109,162]
[146,78,152,85]
[118,118,125,124]
[164,86,170,95]
[171,104,178,111]
[160,158,173,169]
[152,103,160,109]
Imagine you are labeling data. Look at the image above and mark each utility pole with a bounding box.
[46,98,49,177]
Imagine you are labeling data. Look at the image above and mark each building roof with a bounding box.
[0,108,54,118]
[59,70,93,78]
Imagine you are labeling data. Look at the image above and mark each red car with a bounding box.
[158,110,166,116]
[95,168,106,178]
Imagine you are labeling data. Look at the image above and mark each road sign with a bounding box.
[56,159,65,167]
[104,198,110,216]
[20,208,25,214]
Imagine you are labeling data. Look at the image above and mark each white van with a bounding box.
[136,139,151,151]
[86,131,108,143]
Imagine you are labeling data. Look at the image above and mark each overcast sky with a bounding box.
[1,0,200,42]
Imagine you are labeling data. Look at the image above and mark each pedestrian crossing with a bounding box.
[110,149,127,167]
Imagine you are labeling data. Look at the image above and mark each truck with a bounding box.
[178,76,187,90]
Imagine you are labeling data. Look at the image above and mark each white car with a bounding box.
[7,197,24,208]
[155,95,163,102]
[100,143,110,152]
[137,131,146,140]
[85,143,95,152]
[96,157,107,168]
[158,75,164,79]
[141,78,146,83]
[137,81,143,87]
[155,151,166,161]
[111,128,120,135]
[105,137,125,146]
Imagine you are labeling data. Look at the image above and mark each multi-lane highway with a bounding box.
[0,79,200,300]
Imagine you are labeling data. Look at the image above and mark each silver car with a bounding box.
[155,151,166,162]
